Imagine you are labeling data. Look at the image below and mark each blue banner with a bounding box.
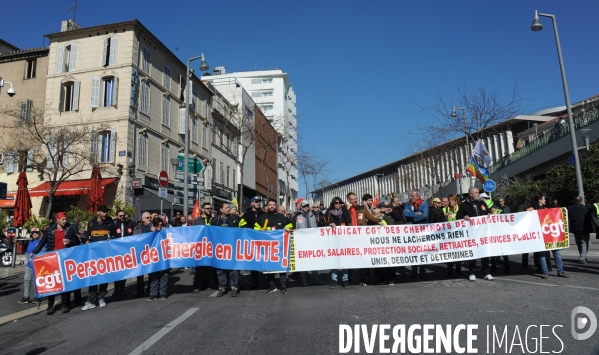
[32,226,290,297]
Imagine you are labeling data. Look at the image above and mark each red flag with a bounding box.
[373,192,379,206]
[192,199,201,218]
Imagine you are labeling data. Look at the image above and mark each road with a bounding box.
[1,240,599,354]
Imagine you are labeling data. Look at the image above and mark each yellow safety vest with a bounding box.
[442,206,459,221]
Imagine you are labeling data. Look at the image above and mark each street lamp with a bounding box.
[531,10,585,202]
[184,54,209,216]
[451,106,469,194]
[578,128,592,151]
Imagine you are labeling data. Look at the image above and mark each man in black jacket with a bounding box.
[110,210,135,297]
[390,197,405,225]
[256,199,293,294]
[30,212,80,314]
[239,196,265,289]
[192,203,213,226]
[457,187,493,282]
[81,205,113,310]
[133,212,152,297]
[210,203,240,297]
[192,203,217,292]
[568,196,593,263]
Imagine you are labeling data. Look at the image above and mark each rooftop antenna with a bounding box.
[66,1,77,24]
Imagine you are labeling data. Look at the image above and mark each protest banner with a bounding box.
[32,226,289,297]
[292,208,568,271]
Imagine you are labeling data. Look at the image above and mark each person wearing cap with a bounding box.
[81,205,113,311]
[294,200,325,286]
[239,196,266,289]
[192,203,217,292]
[30,212,81,314]
[428,198,446,224]
[19,228,42,304]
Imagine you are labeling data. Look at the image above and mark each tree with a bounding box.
[297,149,331,201]
[0,105,110,219]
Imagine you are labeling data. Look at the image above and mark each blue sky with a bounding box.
[3,1,598,196]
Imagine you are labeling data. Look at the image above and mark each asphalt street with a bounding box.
[1,237,599,355]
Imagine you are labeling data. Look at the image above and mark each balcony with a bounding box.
[490,106,599,178]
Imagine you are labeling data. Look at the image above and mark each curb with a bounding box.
[0,276,148,326]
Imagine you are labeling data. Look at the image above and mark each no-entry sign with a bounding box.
[158,170,168,187]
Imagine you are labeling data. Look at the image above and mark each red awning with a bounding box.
[0,193,16,208]
[29,178,117,197]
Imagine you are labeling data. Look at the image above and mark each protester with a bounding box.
[30,212,80,314]
[239,197,266,289]
[178,215,187,227]
[192,203,217,292]
[389,196,405,225]
[277,205,287,216]
[457,188,493,282]
[159,213,171,228]
[193,203,213,225]
[531,193,568,279]
[187,214,194,226]
[591,201,599,233]
[208,203,240,297]
[323,197,352,288]
[110,209,135,297]
[81,205,113,310]
[404,190,429,279]
[148,217,169,301]
[568,196,593,264]
[442,194,462,277]
[428,197,446,223]
[441,197,449,209]
[498,198,511,214]
[294,201,325,286]
[256,199,293,294]
[19,228,42,304]
[132,211,153,297]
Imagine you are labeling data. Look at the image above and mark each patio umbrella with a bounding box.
[13,171,32,228]
[86,165,104,212]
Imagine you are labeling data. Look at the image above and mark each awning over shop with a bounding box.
[29,178,117,197]
[0,193,16,208]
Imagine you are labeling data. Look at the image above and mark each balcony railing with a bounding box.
[490,106,599,174]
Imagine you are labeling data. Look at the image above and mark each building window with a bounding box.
[163,65,171,90]
[262,91,273,97]
[60,80,80,112]
[102,37,119,66]
[25,59,37,79]
[161,144,169,174]
[191,89,198,111]
[20,100,33,123]
[212,159,216,181]
[98,130,115,163]
[138,134,147,168]
[202,98,208,117]
[262,78,272,84]
[226,166,230,188]
[140,81,149,114]
[191,118,198,143]
[162,96,170,126]
[233,169,236,188]
[262,105,273,112]
[232,138,238,156]
[202,124,207,149]
[220,162,224,185]
[142,47,151,74]
[91,76,119,107]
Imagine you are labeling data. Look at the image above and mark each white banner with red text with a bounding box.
[291,208,568,271]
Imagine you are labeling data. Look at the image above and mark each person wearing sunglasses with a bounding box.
[324,197,352,289]
[192,203,213,226]
[295,201,326,286]
[239,196,265,289]
[192,203,218,292]
[110,209,135,297]
[133,211,153,297]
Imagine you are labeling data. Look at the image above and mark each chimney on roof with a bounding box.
[61,19,81,32]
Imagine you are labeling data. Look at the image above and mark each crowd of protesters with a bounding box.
[19,190,599,315]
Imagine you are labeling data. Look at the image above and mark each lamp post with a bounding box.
[184,54,209,216]
[451,106,468,194]
[531,11,585,202]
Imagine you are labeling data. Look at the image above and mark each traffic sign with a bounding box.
[158,170,168,187]
[483,179,496,192]
[132,178,142,188]
[176,155,205,174]
[158,187,168,199]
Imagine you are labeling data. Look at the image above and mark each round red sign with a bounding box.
[158,170,168,187]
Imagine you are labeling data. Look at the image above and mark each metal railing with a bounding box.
[490,107,599,174]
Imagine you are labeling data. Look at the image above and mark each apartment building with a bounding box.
[202,68,297,210]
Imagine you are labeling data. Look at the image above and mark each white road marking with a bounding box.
[128,308,199,355]
[497,278,559,287]
[209,291,219,297]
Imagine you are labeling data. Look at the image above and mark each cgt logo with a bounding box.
[537,209,566,244]
[32,252,65,295]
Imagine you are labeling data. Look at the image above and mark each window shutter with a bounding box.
[5,152,15,174]
[109,37,118,66]
[69,43,78,71]
[102,38,109,66]
[47,139,57,169]
[179,107,186,134]
[72,80,80,111]
[58,82,64,112]
[26,100,33,122]
[90,130,98,164]
[56,46,64,74]
[91,76,100,108]
[62,135,70,167]
[20,102,27,123]
[111,74,118,106]
[26,149,34,171]
[109,129,116,163]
